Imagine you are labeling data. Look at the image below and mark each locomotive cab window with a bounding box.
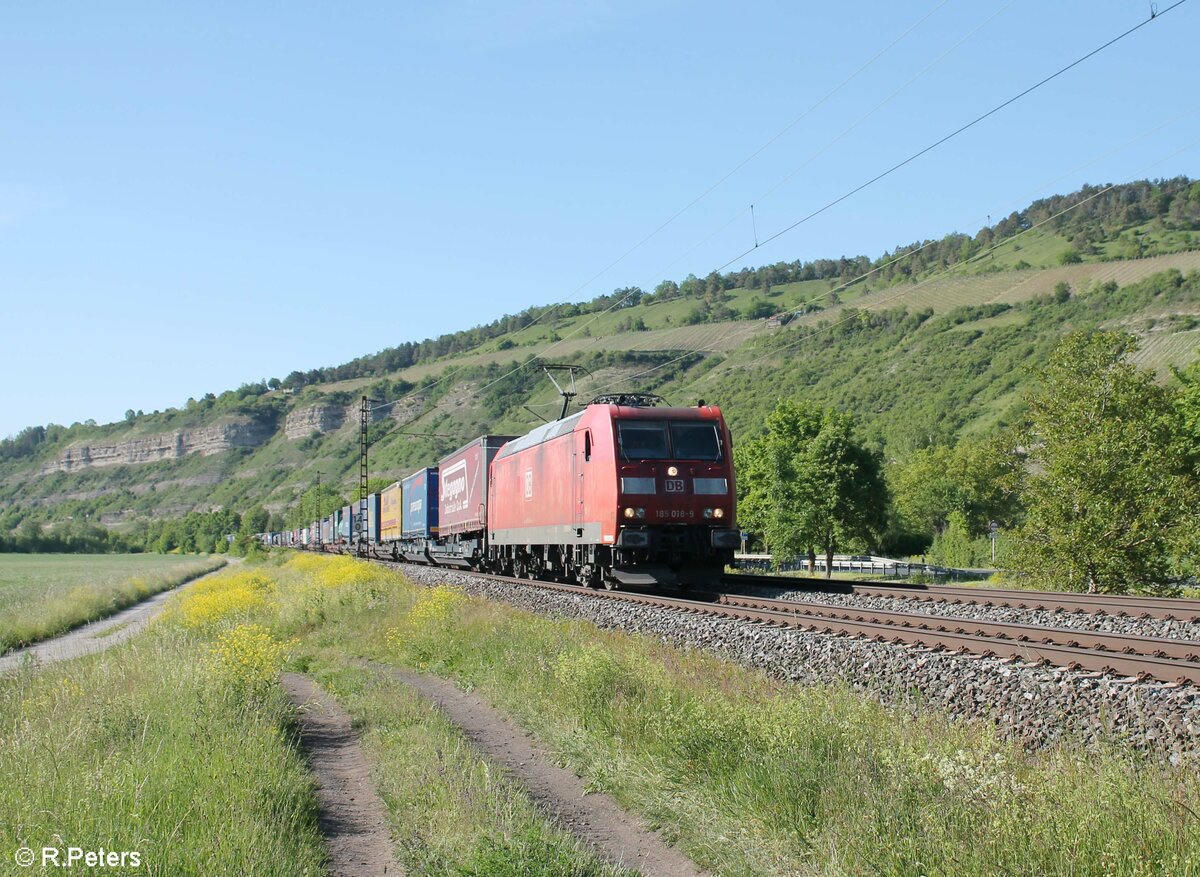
[617,421,670,460]
[669,421,722,461]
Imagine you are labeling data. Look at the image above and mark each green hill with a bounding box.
[4,177,1200,537]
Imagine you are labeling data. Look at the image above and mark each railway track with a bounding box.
[725,573,1200,622]
[368,556,1200,686]
[712,591,1200,684]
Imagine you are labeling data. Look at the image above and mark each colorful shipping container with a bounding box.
[438,435,515,537]
[380,482,402,542]
[401,467,439,539]
[363,493,381,543]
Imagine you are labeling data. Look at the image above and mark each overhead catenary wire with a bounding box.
[535,0,1024,377]
[545,0,955,304]
[462,3,970,400]
[761,104,1200,324]
[713,0,1190,275]
[357,1,1189,438]
[583,4,1193,399]
[663,0,1017,273]
[591,134,1200,402]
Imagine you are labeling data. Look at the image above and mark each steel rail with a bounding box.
[715,593,1200,663]
[369,557,1200,685]
[725,574,1200,621]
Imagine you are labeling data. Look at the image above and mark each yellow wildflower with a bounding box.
[167,570,276,629]
[209,623,288,693]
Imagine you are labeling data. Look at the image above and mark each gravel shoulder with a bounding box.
[368,660,710,877]
[0,562,234,673]
[401,566,1200,762]
[281,673,400,877]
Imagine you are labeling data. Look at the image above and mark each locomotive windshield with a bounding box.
[669,421,722,461]
[616,420,723,461]
[617,421,670,460]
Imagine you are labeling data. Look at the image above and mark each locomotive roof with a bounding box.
[495,411,585,460]
[494,404,722,461]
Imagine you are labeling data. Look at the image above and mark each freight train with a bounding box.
[263,394,739,588]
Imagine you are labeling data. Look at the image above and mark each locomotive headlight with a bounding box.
[703,508,714,519]
[636,508,646,518]
[713,508,725,519]
[624,507,635,518]
[667,466,679,477]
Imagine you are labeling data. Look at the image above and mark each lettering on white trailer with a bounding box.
[441,459,469,513]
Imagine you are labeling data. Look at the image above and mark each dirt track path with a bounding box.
[282,673,400,877]
[0,562,232,673]
[373,662,711,877]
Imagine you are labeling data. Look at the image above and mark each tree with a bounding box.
[742,298,775,320]
[654,279,679,301]
[241,506,270,536]
[736,400,889,576]
[891,434,1023,542]
[1015,331,1196,593]
[287,485,347,528]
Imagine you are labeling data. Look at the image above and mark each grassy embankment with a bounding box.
[0,553,226,654]
[0,567,323,876]
[0,561,628,877]
[4,554,1195,875]
[278,555,1199,877]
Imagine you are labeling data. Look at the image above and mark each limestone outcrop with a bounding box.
[39,419,273,474]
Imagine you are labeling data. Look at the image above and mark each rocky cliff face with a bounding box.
[283,404,349,440]
[284,402,395,440]
[39,419,274,474]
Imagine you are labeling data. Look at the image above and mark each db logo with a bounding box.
[664,479,684,493]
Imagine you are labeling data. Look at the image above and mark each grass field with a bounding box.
[0,553,225,654]
[288,557,1200,876]
[4,554,1197,875]
[0,561,630,876]
[0,605,325,875]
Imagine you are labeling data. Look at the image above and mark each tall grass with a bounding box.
[0,553,225,653]
[0,622,324,876]
[274,556,1200,877]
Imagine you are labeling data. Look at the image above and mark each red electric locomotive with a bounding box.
[486,394,739,587]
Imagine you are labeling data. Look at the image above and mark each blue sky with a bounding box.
[2,1,1198,438]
